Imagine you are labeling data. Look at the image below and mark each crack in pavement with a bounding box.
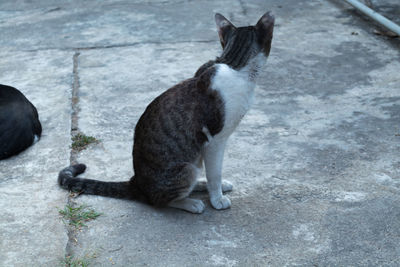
[238,0,248,16]
[64,51,81,259]
[11,40,219,53]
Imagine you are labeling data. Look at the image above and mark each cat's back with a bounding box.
[0,85,37,113]
[0,84,39,121]
[0,84,27,104]
[0,84,42,159]
[133,69,224,169]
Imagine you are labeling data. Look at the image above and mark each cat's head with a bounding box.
[214,12,274,69]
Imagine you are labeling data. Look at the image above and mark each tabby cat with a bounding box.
[58,12,274,213]
[0,84,42,160]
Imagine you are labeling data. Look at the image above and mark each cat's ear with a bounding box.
[215,13,236,49]
[255,12,275,56]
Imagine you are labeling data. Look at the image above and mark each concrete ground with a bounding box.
[0,0,399,266]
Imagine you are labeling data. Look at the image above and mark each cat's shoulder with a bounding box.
[193,61,254,96]
[195,60,216,78]
[193,62,219,93]
[212,63,255,94]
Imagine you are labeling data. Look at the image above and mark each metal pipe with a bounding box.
[344,0,400,36]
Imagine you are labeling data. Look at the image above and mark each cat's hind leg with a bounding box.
[168,198,205,214]
[166,164,205,214]
[150,163,205,214]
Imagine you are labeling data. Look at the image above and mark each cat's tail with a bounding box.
[58,164,141,200]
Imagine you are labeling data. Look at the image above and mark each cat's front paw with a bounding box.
[210,195,231,210]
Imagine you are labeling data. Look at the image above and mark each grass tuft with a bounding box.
[59,204,101,229]
[71,133,99,151]
[61,255,91,267]
[61,253,98,267]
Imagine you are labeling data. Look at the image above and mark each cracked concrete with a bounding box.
[0,0,399,266]
[0,50,73,266]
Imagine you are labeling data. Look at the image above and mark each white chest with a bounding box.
[211,63,256,138]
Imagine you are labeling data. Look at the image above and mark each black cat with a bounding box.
[0,84,42,160]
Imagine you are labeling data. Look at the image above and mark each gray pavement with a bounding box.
[1,0,399,266]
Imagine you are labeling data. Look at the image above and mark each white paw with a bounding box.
[186,199,205,214]
[221,180,233,192]
[168,198,205,214]
[210,195,231,210]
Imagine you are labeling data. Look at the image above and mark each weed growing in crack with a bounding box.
[71,133,99,151]
[59,204,101,229]
[61,254,96,267]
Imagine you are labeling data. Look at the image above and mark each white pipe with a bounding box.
[344,0,400,36]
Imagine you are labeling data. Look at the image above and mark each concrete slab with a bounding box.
[0,0,242,51]
[68,1,400,266]
[0,50,73,266]
[0,0,399,266]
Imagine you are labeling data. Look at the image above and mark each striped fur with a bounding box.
[216,27,258,69]
[58,164,137,199]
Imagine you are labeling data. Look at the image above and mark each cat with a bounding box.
[58,12,274,213]
[0,84,42,160]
